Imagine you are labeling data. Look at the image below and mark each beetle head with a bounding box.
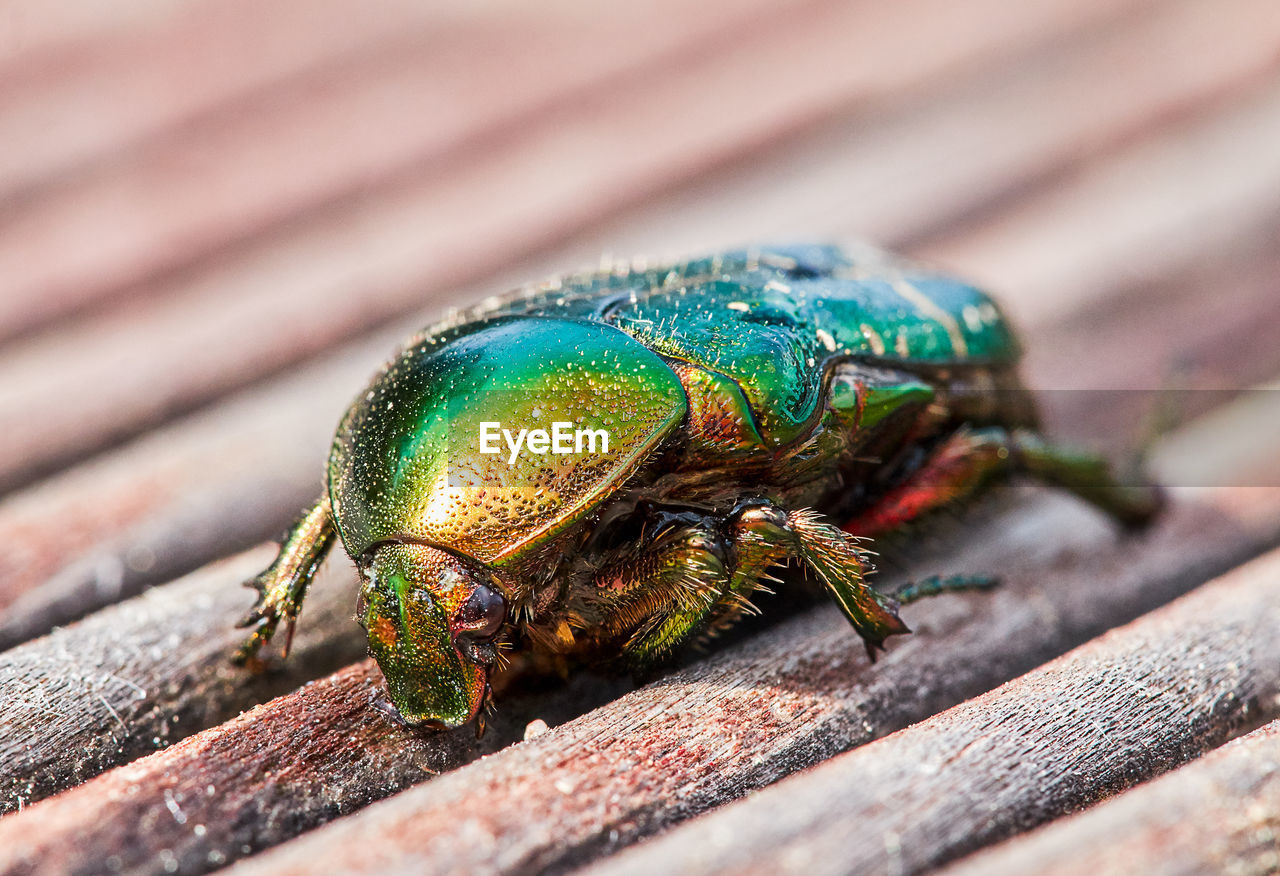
[358,541,506,729]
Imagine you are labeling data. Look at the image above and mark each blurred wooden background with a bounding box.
[1,1,1279,873]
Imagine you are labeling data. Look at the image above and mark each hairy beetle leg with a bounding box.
[783,507,905,659]
[589,518,733,667]
[232,497,337,666]
[591,504,808,667]
[594,501,908,664]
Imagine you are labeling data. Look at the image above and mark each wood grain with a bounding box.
[0,0,1145,494]
[0,549,365,813]
[0,0,462,201]
[5,422,1279,868]
[4,0,1277,647]
[0,330,393,651]
[197,485,1280,876]
[580,548,1280,876]
[0,0,795,341]
[0,3,1274,809]
[1,353,1273,838]
[1,3,1277,873]
[537,0,1280,274]
[0,657,632,876]
[918,76,1280,330]
[941,719,1280,876]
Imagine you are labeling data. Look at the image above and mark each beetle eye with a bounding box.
[455,582,507,643]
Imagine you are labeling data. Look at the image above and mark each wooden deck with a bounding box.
[1,2,1279,873]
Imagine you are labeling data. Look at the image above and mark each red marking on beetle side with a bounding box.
[371,616,397,647]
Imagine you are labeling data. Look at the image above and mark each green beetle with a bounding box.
[235,243,1160,729]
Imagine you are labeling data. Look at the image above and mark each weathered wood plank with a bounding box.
[185,485,1280,876]
[0,549,366,812]
[0,4,1273,874]
[584,0,1280,256]
[4,0,1279,647]
[2,349,1277,850]
[0,329,393,651]
[2,28,1278,817]
[0,0,1148,493]
[917,78,1280,330]
[0,0,459,203]
[4,364,1280,864]
[0,0,795,341]
[578,548,1280,876]
[943,719,1280,876]
[0,658,632,876]
[0,478,1166,817]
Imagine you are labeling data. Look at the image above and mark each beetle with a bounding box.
[234,242,1161,729]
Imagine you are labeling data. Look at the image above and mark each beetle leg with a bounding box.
[845,427,1162,538]
[233,496,337,666]
[781,507,908,659]
[591,502,913,665]
[589,505,804,666]
[588,519,731,666]
[645,503,909,661]
[1013,430,1164,527]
